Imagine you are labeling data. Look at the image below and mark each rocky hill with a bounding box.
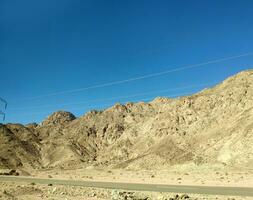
[0,70,253,170]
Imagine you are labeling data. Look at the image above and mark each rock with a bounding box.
[26,123,38,129]
[168,194,191,200]
[52,187,57,193]
[41,111,76,126]
[1,70,253,170]
[180,194,190,199]
[0,169,19,176]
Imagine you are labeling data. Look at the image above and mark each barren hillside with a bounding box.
[0,70,252,170]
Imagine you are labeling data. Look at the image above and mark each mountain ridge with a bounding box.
[0,70,253,170]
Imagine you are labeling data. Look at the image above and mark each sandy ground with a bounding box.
[0,181,251,200]
[1,166,252,200]
[30,167,253,188]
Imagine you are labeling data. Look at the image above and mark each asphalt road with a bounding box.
[0,176,253,197]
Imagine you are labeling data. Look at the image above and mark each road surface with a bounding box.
[0,176,253,197]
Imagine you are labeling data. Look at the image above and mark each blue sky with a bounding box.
[0,0,253,124]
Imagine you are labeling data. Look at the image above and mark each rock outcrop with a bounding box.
[41,111,76,126]
[0,70,252,170]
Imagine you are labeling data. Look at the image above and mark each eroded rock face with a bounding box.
[0,70,253,169]
[41,111,76,126]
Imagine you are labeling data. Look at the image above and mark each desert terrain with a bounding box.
[0,70,253,199]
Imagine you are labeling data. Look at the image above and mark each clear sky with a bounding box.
[1,0,253,124]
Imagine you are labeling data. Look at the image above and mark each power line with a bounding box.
[70,91,196,111]
[9,82,215,111]
[12,52,253,102]
[9,90,195,118]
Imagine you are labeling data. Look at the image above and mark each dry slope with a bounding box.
[0,70,252,170]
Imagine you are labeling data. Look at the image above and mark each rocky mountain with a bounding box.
[0,70,252,170]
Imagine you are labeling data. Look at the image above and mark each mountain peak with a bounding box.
[41,111,76,126]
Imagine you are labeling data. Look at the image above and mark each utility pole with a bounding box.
[0,97,7,122]
[0,97,7,137]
